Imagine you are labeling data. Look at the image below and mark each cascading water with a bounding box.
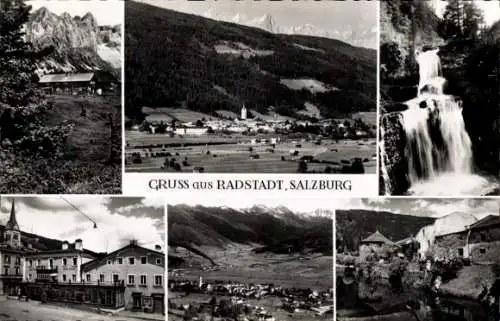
[389,49,498,196]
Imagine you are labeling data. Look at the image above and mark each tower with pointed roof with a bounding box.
[4,200,21,248]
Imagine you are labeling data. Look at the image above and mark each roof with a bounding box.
[39,73,95,83]
[361,231,394,245]
[81,242,164,272]
[468,215,500,231]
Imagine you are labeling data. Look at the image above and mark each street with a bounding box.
[0,298,154,321]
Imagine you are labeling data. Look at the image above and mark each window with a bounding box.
[62,274,67,282]
[113,274,119,283]
[481,233,487,242]
[15,257,20,265]
[49,259,53,268]
[86,274,91,282]
[99,274,105,283]
[117,257,123,264]
[107,260,111,265]
[37,259,41,266]
[154,275,163,286]
[72,274,76,282]
[63,258,67,266]
[128,257,135,265]
[13,234,18,240]
[5,255,10,264]
[141,256,147,264]
[480,248,486,254]
[28,274,32,280]
[140,275,147,285]
[458,248,464,256]
[4,268,8,275]
[15,267,19,275]
[29,260,33,267]
[128,275,135,285]
[73,258,77,266]
[156,258,162,265]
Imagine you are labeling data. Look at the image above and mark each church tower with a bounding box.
[4,200,21,248]
[241,105,247,120]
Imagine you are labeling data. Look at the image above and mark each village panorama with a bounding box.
[124,0,377,174]
[336,197,500,321]
[0,196,165,321]
[167,202,334,321]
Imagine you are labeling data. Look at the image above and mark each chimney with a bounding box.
[130,240,138,246]
[155,245,162,252]
[62,241,69,250]
[75,239,83,251]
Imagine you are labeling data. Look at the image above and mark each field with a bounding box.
[125,131,376,173]
[168,244,333,321]
[6,94,122,194]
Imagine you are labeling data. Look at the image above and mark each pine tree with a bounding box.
[0,0,72,193]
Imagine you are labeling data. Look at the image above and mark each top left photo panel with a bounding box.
[0,0,122,194]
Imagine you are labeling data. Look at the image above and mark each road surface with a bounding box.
[0,298,152,321]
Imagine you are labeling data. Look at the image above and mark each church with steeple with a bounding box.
[3,200,21,248]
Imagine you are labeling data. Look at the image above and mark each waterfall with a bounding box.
[384,49,497,196]
[379,117,392,196]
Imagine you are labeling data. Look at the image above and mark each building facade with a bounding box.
[0,200,165,314]
[82,241,165,314]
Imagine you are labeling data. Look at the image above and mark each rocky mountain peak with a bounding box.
[80,12,98,29]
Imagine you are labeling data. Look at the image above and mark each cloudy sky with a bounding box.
[434,0,500,26]
[0,197,164,253]
[333,198,500,218]
[137,0,377,48]
[27,0,123,26]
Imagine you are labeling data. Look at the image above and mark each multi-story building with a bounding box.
[82,240,165,314]
[24,239,98,283]
[0,200,165,315]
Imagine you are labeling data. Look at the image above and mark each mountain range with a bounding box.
[25,7,121,77]
[167,204,333,266]
[125,1,376,121]
[202,9,377,49]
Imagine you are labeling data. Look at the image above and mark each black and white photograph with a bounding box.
[0,0,122,194]
[379,0,500,196]
[336,198,500,321]
[0,196,165,321]
[124,0,377,174]
[167,199,333,321]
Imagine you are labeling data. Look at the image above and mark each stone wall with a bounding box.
[469,241,500,263]
[432,232,467,261]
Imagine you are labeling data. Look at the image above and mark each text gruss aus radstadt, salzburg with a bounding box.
[148,179,352,191]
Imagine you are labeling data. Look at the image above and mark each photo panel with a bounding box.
[335,197,500,321]
[0,0,123,194]
[166,196,334,320]
[124,0,377,175]
[0,196,165,319]
[379,0,500,196]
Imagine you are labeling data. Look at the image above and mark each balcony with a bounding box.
[36,266,58,274]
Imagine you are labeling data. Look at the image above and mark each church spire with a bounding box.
[6,199,19,231]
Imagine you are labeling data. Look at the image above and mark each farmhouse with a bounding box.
[359,231,394,261]
[431,214,500,263]
[38,71,117,95]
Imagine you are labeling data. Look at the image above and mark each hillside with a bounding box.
[336,209,435,252]
[125,1,376,121]
[25,7,121,77]
[167,204,333,266]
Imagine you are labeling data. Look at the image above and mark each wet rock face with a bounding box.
[379,112,409,195]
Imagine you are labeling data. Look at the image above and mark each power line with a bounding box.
[59,196,97,228]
